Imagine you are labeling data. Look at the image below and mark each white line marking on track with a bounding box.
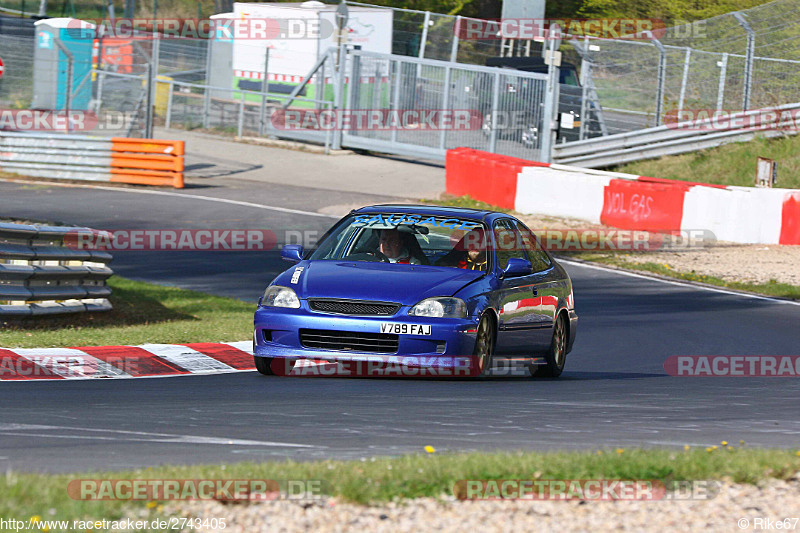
[560,259,800,306]
[0,424,315,447]
[0,178,341,219]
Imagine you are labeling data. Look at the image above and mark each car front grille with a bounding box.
[308,298,400,316]
[299,329,399,354]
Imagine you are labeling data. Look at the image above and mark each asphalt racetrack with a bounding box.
[1,179,798,473]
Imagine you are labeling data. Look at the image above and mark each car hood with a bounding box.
[274,260,484,305]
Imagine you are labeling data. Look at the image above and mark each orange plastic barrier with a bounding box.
[110,138,185,188]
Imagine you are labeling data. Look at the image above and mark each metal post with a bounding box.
[417,11,430,79]
[647,32,667,126]
[165,80,173,129]
[371,63,381,119]
[488,71,500,153]
[324,102,332,154]
[260,48,270,136]
[145,61,154,137]
[65,55,73,133]
[54,38,74,133]
[734,12,755,111]
[539,25,560,163]
[237,91,245,138]
[38,0,47,17]
[438,65,452,150]
[419,11,430,60]
[147,33,160,137]
[96,71,106,110]
[317,59,325,111]
[716,53,728,111]
[332,43,347,150]
[579,57,590,141]
[390,60,401,145]
[106,0,115,25]
[450,16,461,62]
[203,35,213,129]
[678,47,691,115]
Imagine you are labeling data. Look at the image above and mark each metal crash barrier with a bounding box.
[0,132,185,188]
[0,222,113,316]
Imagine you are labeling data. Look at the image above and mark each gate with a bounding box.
[341,50,550,161]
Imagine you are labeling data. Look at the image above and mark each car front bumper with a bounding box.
[253,304,479,367]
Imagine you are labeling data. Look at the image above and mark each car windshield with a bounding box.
[308,213,491,271]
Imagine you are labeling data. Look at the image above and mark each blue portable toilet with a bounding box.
[32,18,96,111]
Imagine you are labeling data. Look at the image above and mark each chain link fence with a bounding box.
[353,0,800,136]
[2,0,800,153]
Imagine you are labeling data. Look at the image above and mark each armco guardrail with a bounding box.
[553,102,800,168]
[447,148,800,245]
[0,133,185,188]
[0,222,114,316]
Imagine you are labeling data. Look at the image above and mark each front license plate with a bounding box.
[380,323,431,335]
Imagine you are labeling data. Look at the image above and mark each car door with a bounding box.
[516,221,558,351]
[492,218,539,357]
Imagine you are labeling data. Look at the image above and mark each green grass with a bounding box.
[614,133,800,189]
[422,194,514,213]
[0,276,255,348]
[2,448,798,527]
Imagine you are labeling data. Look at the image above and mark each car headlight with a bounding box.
[262,286,301,308]
[408,297,467,318]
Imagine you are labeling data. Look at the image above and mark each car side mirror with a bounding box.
[281,244,304,263]
[502,257,532,278]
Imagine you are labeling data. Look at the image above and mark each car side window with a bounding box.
[492,219,527,271]
[516,221,552,273]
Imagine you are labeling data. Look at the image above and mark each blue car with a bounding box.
[253,205,577,378]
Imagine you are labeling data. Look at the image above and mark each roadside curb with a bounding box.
[0,342,254,381]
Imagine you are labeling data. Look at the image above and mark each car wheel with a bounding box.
[532,313,567,378]
[473,314,495,377]
[254,356,296,376]
[254,355,275,375]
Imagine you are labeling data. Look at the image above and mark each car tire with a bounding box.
[254,356,296,376]
[473,314,495,378]
[532,313,567,378]
[254,355,275,375]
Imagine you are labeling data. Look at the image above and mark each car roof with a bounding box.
[353,204,510,223]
